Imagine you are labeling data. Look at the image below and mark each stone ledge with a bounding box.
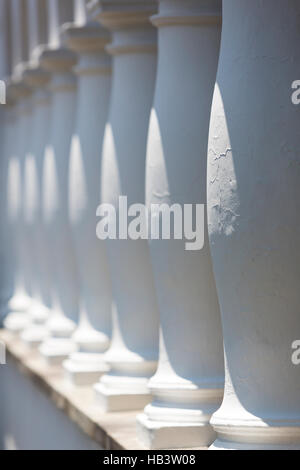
[0,330,207,450]
[0,329,146,451]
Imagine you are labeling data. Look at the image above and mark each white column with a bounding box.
[10,0,29,79]
[26,0,48,66]
[18,0,53,346]
[62,2,113,386]
[20,88,52,344]
[38,0,79,364]
[0,0,13,324]
[90,0,160,411]
[0,101,15,326]
[48,0,74,50]
[207,0,300,450]
[4,87,35,333]
[4,0,34,332]
[0,0,10,79]
[73,0,87,25]
[137,0,224,449]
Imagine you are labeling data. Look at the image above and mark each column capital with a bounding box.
[62,23,112,76]
[8,79,32,102]
[88,0,157,55]
[40,48,77,73]
[10,0,50,91]
[40,0,77,73]
[22,67,51,89]
[24,0,51,88]
[62,23,110,54]
[88,0,157,29]
[151,0,221,27]
[7,83,33,121]
[3,81,17,107]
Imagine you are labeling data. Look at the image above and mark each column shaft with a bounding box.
[91,0,160,411]
[38,1,79,364]
[0,0,13,323]
[17,0,53,345]
[20,86,52,346]
[62,13,113,386]
[4,0,35,332]
[207,0,300,450]
[137,0,224,449]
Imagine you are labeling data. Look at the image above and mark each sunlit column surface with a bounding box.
[38,0,79,364]
[17,0,53,346]
[4,0,35,332]
[10,0,29,79]
[62,0,113,386]
[207,0,300,450]
[0,0,11,79]
[137,0,224,449]
[0,0,13,324]
[4,86,34,334]
[19,88,52,346]
[0,98,15,325]
[89,0,160,411]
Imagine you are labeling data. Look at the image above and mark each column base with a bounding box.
[46,314,76,338]
[20,325,50,348]
[136,412,212,450]
[137,381,223,449]
[72,325,110,354]
[209,415,300,450]
[39,338,78,365]
[210,439,300,450]
[3,312,31,333]
[94,376,152,412]
[63,352,109,386]
[94,351,157,411]
[30,303,50,325]
[8,293,32,313]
